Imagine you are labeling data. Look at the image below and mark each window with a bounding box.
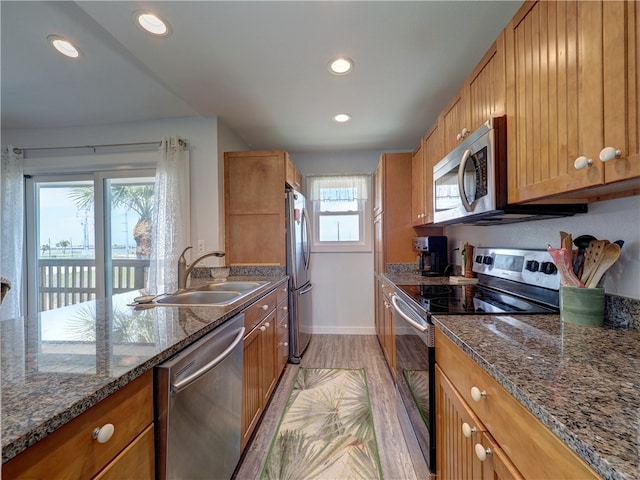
[25,169,155,314]
[308,174,371,253]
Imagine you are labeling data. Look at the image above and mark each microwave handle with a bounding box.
[457,148,474,212]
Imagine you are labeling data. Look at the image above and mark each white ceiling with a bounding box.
[1,1,523,153]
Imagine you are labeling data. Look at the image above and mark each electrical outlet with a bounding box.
[197,239,205,254]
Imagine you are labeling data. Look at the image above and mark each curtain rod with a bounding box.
[13,138,187,155]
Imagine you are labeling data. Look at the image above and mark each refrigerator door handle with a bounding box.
[302,208,311,270]
[299,283,313,295]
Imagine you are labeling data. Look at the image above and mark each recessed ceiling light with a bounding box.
[328,57,354,75]
[333,113,352,123]
[47,35,80,58]
[136,12,171,36]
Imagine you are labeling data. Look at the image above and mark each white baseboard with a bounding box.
[311,326,376,335]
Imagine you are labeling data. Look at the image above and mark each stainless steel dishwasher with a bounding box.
[155,314,245,480]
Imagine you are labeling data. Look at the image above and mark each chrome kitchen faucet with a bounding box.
[177,246,226,290]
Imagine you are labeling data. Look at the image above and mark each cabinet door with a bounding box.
[422,124,443,225]
[440,87,469,155]
[411,140,426,226]
[435,365,486,480]
[224,151,286,265]
[373,161,383,216]
[506,1,605,202]
[242,325,263,451]
[373,213,383,274]
[476,432,524,480]
[602,0,640,184]
[261,310,278,405]
[467,32,506,132]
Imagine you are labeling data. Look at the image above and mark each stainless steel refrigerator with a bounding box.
[285,188,312,363]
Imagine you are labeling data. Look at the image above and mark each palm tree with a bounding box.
[68,184,154,259]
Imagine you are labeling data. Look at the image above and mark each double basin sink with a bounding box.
[154,281,271,307]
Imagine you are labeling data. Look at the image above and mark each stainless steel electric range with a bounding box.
[390,247,561,475]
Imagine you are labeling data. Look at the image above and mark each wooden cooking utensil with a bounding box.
[580,240,608,285]
[586,243,621,288]
[560,231,573,256]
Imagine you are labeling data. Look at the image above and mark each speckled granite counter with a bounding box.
[382,272,640,480]
[1,275,287,463]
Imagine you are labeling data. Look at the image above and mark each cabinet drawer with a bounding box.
[244,290,277,332]
[3,371,153,480]
[435,331,598,480]
[94,424,155,480]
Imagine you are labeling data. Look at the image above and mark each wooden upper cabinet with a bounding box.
[601,0,640,188]
[440,87,469,156]
[285,152,304,193]
[412,123,443,226]
[466,32,506,132]
[374,153,416,269]
[423,124,443,225]
[224,150,291,266]
[505,0,639,203]
[438,32,507,158]
[411,140,425,226]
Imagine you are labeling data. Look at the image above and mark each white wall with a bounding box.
[445,195,640,299]
[2,116,228,267]
[294,150,389,334]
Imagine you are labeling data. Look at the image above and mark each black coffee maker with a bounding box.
[413,236,448,276]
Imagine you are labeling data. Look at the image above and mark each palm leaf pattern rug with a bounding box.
[260,368,383,480]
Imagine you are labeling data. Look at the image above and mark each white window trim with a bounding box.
[308,174,372,253]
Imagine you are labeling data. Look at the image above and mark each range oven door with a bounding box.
[391,292,436,474]
[432,118,498,224]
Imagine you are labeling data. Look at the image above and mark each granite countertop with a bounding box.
[1,275,288,463]
[382,273,639,480]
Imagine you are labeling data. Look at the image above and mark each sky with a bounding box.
[39,186,141,255]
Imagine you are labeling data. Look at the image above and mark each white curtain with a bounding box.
[148,137,190,295]
[308,174,369,201]
[1,146,24,320]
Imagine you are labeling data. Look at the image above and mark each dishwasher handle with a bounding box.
[171,326,245,394]
[391,294,429,333]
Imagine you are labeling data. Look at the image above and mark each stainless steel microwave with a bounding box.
[432,116,587,226]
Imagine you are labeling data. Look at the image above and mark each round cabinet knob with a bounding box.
[461,127,469,138]
[574,156,593,170]
[283,306,288,311]
[264,322,270,328]
[456,132,463,141]
[470,386,487,402]
[261,304,269,311]
[462,422,477,438]
[283,342,289,347]
[92,423,115,444]
[475,443,492,462]
[259,325,267,332]
[599,146,622,162]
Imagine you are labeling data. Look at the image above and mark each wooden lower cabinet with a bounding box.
[375,278,395,376]
[241,287,287,451]
[276,284,290,374]
[435,330,599,480]
[2,371,154,480]
[436,364,522,480]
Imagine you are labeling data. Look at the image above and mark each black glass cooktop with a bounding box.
[396,283,558,315]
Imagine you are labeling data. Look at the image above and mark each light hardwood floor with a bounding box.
[233,334,422,480]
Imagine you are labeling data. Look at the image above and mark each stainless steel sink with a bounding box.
[152,281,271,307]
[194,281,270,293]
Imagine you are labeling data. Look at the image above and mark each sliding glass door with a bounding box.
[25,169,155,315]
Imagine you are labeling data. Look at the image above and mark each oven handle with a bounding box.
[457,148,474,212]
[391,294,428,333]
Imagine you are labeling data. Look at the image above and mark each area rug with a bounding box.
[260,367,383,480]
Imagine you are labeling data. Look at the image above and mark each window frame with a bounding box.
[308,174,372,253]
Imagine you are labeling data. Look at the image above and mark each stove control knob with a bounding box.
[526,260,540,272]
[541,262,557,275]
[482,256,493,265]
[475,255,483,264]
